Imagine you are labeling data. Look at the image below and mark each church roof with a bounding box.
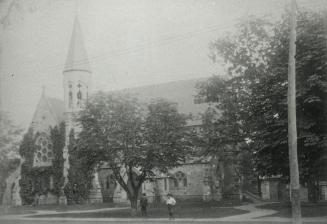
[63,16,91,73]
[47,98,65,123]
[116,78,208,125]
[29,94,65,132]
[37,78,208,128]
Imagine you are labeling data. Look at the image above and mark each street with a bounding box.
[0,218,326,224]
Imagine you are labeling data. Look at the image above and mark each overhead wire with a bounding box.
[5,0,327,79]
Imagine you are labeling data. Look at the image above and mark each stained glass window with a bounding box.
[33,133,54,167]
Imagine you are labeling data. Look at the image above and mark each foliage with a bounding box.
[74,92,191,210]
[196,10,327,192]
[19,128,36,205]
[49,122,65,195]
[0,112,22,203]
[0,0,52,28]
[64,129,94,204]
[19,123,65,205]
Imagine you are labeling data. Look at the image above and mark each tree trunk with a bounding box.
[130,197,138,216]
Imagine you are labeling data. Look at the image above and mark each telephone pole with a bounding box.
[287,0,302,223]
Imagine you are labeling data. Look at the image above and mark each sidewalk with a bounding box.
[0,202,326,223]
[219,203,327,223]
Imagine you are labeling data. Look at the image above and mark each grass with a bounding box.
[0,202,121,215]
[29,200,249,219]
[0,206,37,215]
[257,202,327,218]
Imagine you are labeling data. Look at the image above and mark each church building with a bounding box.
[4,16,243,206]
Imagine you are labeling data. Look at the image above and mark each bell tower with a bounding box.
[63,16,91,114]
[59,16,93,204]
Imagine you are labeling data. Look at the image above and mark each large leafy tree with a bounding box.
[0,112,22,203]
[74,92,191,212]
[197,10,327,200]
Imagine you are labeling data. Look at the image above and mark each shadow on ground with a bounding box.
[256,202,327,218]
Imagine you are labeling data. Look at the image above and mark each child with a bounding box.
[166,193,176,220]
[140,193,148,217]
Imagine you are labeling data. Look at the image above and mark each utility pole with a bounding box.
[287,0,302,223]
[0,21,4,112]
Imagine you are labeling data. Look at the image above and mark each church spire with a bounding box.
[63,16,91,73]
[41,85,46,97]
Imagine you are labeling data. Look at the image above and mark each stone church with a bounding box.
[4,16,244,206]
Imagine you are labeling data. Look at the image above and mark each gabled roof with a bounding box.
[29,94,65,132]
[117,78,208,120]
[47,98,65,123]
[33,78,208,130]
[63,16,91,73]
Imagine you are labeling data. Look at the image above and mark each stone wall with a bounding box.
[261,179,309,201]
[98,163,212,203]
[140,163,212,202]
[168,163,210,200]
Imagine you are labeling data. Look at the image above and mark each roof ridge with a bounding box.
[113,77,208,93]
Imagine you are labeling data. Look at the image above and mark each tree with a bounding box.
[75,92,191,213]
[196,10,327,201]
[0,112,22,203]
[49,122,66,196]
[19,128,35,205]
[65,129,94,204]
[18,123,66,205]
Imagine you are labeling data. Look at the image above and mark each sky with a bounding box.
[0,0,326,129]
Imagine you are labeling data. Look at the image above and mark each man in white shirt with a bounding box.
[166,193,176,219]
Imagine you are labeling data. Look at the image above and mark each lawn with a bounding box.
[0,202,120,215]
[30,200,249,219]
[257,202,327,218]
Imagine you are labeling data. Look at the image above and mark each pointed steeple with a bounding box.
[41,85,46,97]
[63,16,91,73]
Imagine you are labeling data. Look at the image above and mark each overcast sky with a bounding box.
[1,0,326,129]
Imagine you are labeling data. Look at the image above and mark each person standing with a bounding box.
[140,193,148,217]
[33,192,40,206]
[166,193,176,220]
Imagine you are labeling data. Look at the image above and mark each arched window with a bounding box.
[77,83,82,105]
[68,84,73,108]
[77,91,82,100]
[169,177,179,189]
[33,133,53,167]
[69,91,73,108]
[183,177,187,187]
[175,171,187,188]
